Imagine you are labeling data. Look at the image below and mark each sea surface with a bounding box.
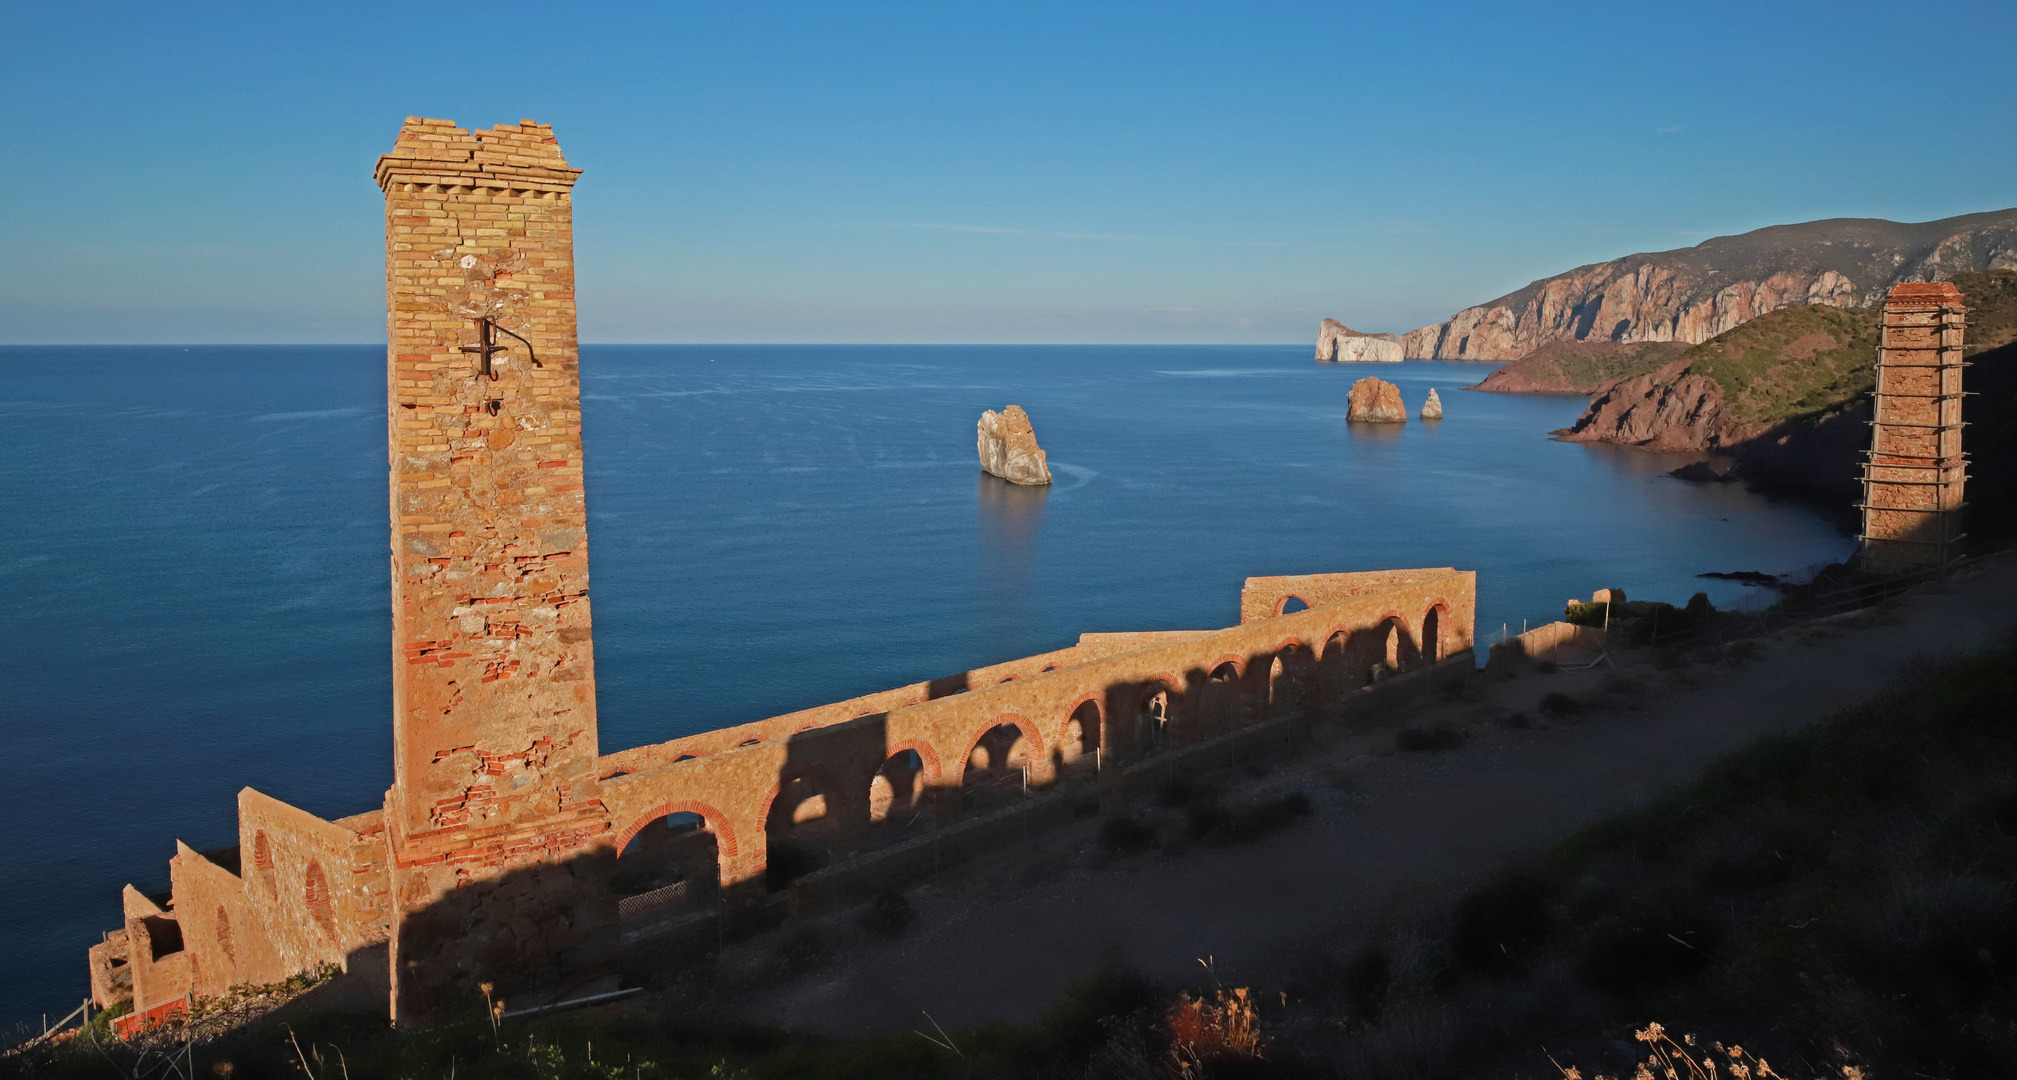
[0,345,1854,1028]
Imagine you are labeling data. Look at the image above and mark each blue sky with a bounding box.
[3,1,2014,344]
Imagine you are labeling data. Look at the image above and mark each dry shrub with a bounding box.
[1540,692,1582,717]
[1553,1021,1864,1080]
[1165,987,1264,1075]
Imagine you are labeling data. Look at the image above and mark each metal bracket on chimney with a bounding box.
[460,317,543,381]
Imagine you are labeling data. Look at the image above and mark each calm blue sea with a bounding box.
[0,345,1853,1027]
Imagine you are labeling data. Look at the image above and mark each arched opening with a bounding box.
[303,861,335,939]
[214,906,236,967]
[615,810,719,922]
[1270,643,1316,713]
[1279,596,1310,614]
[1374,616,1419,675]
[1135,684,1174,755]
[252,830,276,901]
[1422,606,1441,663]
[966,723,1031,783]
[1056,699,1102,772]
[1200,660,1248,734]
[869,748,926,824]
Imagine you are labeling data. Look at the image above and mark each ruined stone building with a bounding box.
[86,118,1479,1032]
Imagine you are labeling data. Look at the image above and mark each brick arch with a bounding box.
[1275,594,1312,615]
[1140,671,1188,696]
[1206,653,1248,679]
[1054,694,1106,758]
[883,739,944,787]
[1271,636,1316,659]
[954,713,1046,786]
[1420,599,1453,661]
[615,800,740,858]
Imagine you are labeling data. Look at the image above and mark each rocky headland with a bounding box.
[1556,269,2017,516]
[1315,318,1403,363]
[1468,340,1690,394]
[1399,207,2017,361]
[977,404,1052,485]
[1346,377,1407,422]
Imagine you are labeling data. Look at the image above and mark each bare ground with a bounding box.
[715,556,2017,1037]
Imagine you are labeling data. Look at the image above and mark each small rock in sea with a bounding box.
[1670,460,1737,483]
[1346,377,1408,423]
[977,404,1052,485]
[1421,388,1443,420]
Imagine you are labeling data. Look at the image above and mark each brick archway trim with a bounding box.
[953,713,1046,786]
[615,800,740,858]
[1206,653,1248,678]
[884,740,944,787]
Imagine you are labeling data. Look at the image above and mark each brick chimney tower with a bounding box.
[1859,281,1968,574]
[375,118,610,1017]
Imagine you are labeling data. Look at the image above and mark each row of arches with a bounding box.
[613,599,1454,899]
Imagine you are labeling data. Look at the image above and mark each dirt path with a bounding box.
[726,557,2017,1036]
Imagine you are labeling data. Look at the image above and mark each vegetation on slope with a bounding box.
[1677,304,1878,428]
[1470,340,1690,394]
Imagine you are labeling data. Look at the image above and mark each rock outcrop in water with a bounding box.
[1421,388,1443,419]
[1316,319,1404,363]
[978,404,1052,485]
[1400,207,2017,361]
[1346,378,1407,423]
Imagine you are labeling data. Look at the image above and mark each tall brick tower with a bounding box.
[1859,281,1969,574]
[375,118,611,1017]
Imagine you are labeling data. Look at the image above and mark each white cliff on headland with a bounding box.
[1421,388,1443,420]
[1316,318,1404,363]
[978,405,1052,485]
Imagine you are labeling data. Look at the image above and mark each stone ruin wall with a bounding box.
[96,566,1474,1026]
[86,116,1481,1033]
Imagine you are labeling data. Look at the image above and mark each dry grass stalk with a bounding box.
[1166,986,1264,1076]
[1553,1022,1863,1080]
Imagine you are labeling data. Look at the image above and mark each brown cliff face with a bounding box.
[1557,305,1879,455]
[1402,207,2017,361]
[1469,340,1691,394]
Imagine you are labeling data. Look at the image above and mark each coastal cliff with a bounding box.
[1556,270,2017,514]
[1555,305,1879,477]
[1316,319,1403,363]
[1469,340,1691,394]
[1401,207,2017,361]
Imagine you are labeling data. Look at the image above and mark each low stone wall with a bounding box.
[1486,621,1607,671]
[778,652,1475,919]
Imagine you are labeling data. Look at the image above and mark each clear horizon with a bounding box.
[5,1,2015,346]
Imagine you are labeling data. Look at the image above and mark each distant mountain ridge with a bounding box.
[1401,207,2017,361]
